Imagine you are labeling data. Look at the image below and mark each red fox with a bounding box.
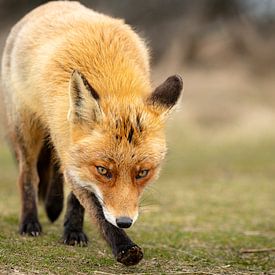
[0,1,183,266]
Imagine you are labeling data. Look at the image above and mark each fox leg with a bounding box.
[63,192,88,246]
[91,193,143,266]
[13,115,45,236]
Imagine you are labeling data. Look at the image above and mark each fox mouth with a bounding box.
[89,187,139,228]
[101,205,138,229]
[90,193,138,229]
[91,191,138,228]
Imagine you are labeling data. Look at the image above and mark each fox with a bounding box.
[0,1,183,266]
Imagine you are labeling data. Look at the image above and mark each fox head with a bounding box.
[64,70,183,228]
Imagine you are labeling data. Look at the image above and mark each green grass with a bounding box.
[0,125,275,274]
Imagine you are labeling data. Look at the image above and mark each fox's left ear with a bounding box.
[147,75,183,113]
[68,70,102,124]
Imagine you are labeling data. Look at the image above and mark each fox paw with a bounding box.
[63,230,88,246]
[19,220,42,236]
[116,245,143,266]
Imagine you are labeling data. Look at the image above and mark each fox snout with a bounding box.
[65,169,141,229]
[101,202,139,229]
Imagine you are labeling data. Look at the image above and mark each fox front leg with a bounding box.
[63,192,88,246]
[90,193,143,266]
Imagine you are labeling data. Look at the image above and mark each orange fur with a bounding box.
[1,1,182,228]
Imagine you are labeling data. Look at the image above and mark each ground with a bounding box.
[0,114,274,274]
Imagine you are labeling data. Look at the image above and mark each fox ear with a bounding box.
[147,75,183,113]
[68,70,102,124]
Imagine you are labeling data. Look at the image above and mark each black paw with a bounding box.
[116,245,143,266]
[19,219,42,236]
[63,230,88,246]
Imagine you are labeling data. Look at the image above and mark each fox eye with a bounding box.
[96,166,112,179]
[136,169,149,179]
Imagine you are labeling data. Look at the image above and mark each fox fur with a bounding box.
[0,1,183,265]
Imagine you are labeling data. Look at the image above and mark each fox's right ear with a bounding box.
[68,70,102,124]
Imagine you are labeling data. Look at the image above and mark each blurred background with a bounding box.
[0,1,274,273]
[1,0,275,134]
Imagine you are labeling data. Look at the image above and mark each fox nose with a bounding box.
[116,217,133,228]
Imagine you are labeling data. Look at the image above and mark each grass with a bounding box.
[0,122,275,274]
